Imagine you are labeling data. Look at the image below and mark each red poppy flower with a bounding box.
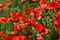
[0,32,5,37]
[23,20,34,30]
[39,0,47,8]
[33,7,42,14]
[54,11,60,30]
[55,0,60,9]
[19,35,25,40]
[6,0,12,6]
[4,35,25,40]
[31,7,43,20]
[46,2,53,9]
[32,14,43,20]
[4,37,11,40]
[0,17,10,23]
[16,12,23,18]
[14,23,20,32]
[23,22,32,30]
[36,36,44,40]
[28,20,35,25]
[11,22,21,35]
[39,0,46,4]
[11,31,17,35]
[28,20,48,35]
[13,36,19,40]
[20,17,29,22]
[0,3,6,10]
[40,4,47,8]
[39,0,58,10]
[46,2,58,10]
[23,23,29,30]
[33,23,48,35]
[52,2,58,10]
[10,12,22,21]
[25,8,32,14]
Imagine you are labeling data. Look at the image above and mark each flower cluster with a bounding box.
[0,0,60,40]
[40,0,60,10]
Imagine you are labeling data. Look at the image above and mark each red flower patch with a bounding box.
[0,17,10,23]
[10,12,22,21]
[54,11,60,30]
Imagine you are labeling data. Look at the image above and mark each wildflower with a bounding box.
[20,17,29,22]
[0,3,6,10]
[31,7,43,20]
[0,17,10,23]
[25,8,32,14]
[54,11,60,30]
[19,35,26,40]
[14,23,20,32]
[10,12,22,21]
[4,36,14,40]
[6,0,12,6]
[36,36,44,40]
[33,23,48,35]
[46,2,58,10]
[39,0,47,8]
[55,0,60,9]
[0,32,5,37]
[13,36,19,40]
